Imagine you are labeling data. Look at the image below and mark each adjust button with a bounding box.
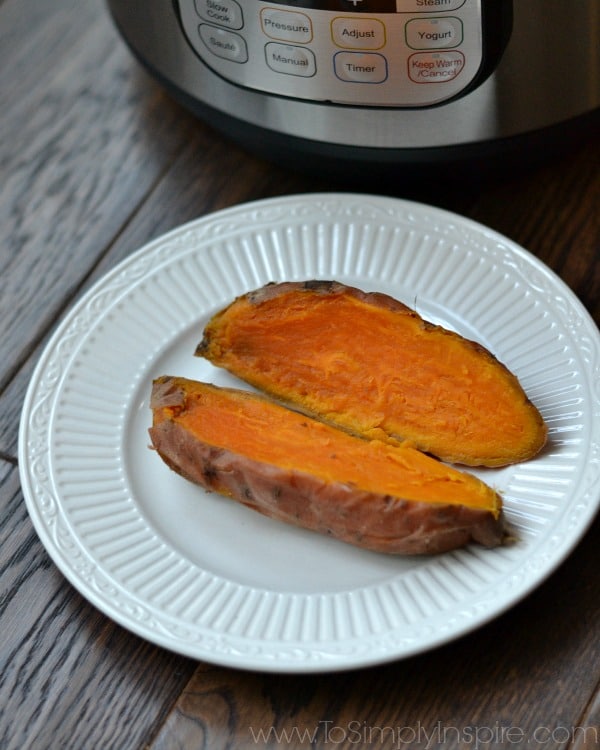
[195,0,243,30]
[405,17,463,49]
[199,24,248,62]
[331,17,386,50]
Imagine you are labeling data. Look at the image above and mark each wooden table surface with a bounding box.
[2,1,599,748]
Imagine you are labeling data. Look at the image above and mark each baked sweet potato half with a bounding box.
[149,376,505,555]
[197,280,547,467]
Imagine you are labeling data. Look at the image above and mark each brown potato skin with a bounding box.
[149,378,505,555]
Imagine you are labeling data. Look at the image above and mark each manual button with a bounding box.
[265,43,317,77]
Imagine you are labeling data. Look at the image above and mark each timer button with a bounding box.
[334,52,388,83]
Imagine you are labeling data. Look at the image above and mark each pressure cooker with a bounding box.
[106,0,600,180]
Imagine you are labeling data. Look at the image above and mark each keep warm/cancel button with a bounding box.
[408,51,464,82]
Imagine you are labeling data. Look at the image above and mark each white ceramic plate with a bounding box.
[19,193,600,672]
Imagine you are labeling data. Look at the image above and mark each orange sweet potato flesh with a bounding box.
[149,376,504,555]
[196,281,547,467]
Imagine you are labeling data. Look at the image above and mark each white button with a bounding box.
[408,51,465,82]
[405,17,463,49]
[199,25,248,62]
[265,43,316,77]
[396,0,466,12]
[260,9,312,44]
[195,0,243,30]
[334,52,388,83]
[331,17,386,50]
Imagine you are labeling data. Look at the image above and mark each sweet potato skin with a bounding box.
[149,377,504,555]
[197,280,548,467]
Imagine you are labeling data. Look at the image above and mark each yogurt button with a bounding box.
[405,17,463,49]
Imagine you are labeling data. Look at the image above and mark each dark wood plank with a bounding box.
[0,0,197,391]
[0,460,198,750]
[466,138,600,324]
[0,118,324,460]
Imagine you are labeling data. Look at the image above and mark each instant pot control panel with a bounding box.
[177,0,510,107]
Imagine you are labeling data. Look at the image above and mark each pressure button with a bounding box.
[260,9,312,44]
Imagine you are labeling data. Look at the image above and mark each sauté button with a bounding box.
[199,24,248,62]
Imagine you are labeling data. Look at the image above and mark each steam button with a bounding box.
[396,0,466,11]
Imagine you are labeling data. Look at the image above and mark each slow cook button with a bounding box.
[199,24,248,62]
[195,0,243,30]
[408,50,465,82]
[265,43,316,77]
[405,17,463,49]
[334,52,388,83]
[260,8,312,44]
[331,17,386,50]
